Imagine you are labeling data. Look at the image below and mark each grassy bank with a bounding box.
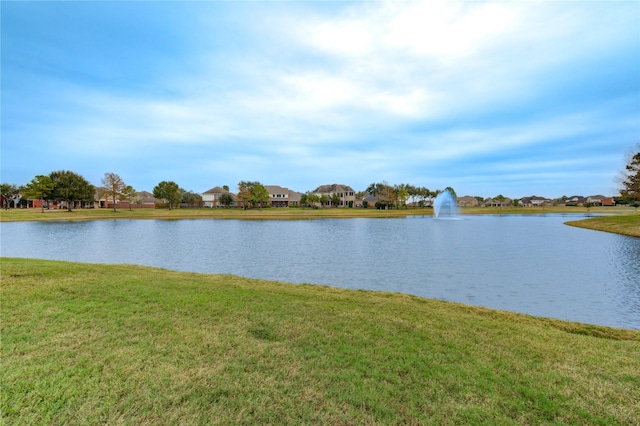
[565,214,640,237]
[2,258,639,425]
[0,205,633,222]
[0,206,428,221]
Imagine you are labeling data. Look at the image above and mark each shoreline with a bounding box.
[2,206,638,237]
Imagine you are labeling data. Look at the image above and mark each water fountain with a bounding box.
[433,189,458,219]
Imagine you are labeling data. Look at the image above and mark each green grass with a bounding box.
[2,258,639,425]
[565,214,640,237]
[1,205,634,223]
[0,206,430,221]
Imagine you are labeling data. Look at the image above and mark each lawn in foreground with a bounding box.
[2,258,639,425]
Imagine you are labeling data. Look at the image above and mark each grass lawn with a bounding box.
[2,258,639,425]
[565,214,640,238]
[0,205,635,222]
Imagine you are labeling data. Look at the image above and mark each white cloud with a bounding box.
[5,0,634,197]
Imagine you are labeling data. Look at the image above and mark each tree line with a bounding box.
[2,145,639,211]
[0,171,203,212]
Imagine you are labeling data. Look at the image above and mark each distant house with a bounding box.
[264,185,301,207]
[134,191,159,208]
[484,197,509,207]
[565,195,585,207]
[519,196,550,207]
[457,196,479,207]
[312,184,356,207]
[586,195,615,206]
[96,188,157,209]
[202,186,238,208]
[362,194,378,208]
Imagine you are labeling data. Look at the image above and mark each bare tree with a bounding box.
[101,173,126,212]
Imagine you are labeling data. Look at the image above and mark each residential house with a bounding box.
[312,184,356,207]
[264,185,301,207]
[362,194,378,208]
[586,195,615,206]
[202,186,238,208]
[133,191,158,208]
[484,197,511,207]
[97,189,157,209]
[519,196,550,207]
[565,195,585,207]
[457,196,479,207]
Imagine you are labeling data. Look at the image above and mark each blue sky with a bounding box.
[2,1,638,198]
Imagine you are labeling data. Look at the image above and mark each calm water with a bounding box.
[2,215,639,329]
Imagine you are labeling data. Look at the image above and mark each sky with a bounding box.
[1,1,638,199]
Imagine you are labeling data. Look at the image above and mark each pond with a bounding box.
[1,215,639,329]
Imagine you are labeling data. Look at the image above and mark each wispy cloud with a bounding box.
[1,1,637,197]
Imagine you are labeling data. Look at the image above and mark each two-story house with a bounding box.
[312,184,356,207]
[202,186,237,207]
[264,185,302,207]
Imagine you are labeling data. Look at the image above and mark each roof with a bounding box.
[288,191,302,202]
[264,185,289,194]
[135,191,158,204]
[202,186,229,195]
[312,183,355,194]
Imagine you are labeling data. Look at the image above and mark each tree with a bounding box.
[237,181,269,209]
[394,184,409,209]
[494,194,506,208]
[237,181,252,208]
[331,193,341,207]
[49,170,94,211]
[153,181,181,209]
[305,192,320,208]
[381,183,396,209]
[365,182,385,197]
[181,190,203,208]
[0,183,20,210]
[406,184,419,208]
[122,185,137,211]
[444,186,457,199]
[418,187,431,207]
[101,172,126,212]
[253,184,269,208]
[23,175,55,212]
[620,144,640,203]
[367,181,394,209]
[218,192,234,208]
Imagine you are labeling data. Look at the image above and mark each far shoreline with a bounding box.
[1,206,638,237]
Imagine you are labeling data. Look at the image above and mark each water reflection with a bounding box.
[1,215,638,329]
